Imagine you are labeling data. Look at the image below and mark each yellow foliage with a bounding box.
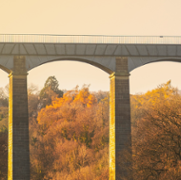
[87,94,97,108]
[128,80,181,180]
[132,80,177,110]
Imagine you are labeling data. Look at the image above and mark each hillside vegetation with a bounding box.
[0,78,181,180]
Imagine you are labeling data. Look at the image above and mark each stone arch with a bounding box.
[129,57,181,72]
[7,56,131,180]
[143,58,181,68]
[28,57,114,74]
[0,64,11,74]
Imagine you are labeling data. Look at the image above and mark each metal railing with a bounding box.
[0,34,181,44]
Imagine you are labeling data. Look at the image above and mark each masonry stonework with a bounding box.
[8,56,30,180]
[109,57,132,180]
[7,55,131,180]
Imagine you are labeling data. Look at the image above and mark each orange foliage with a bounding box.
[30,86,109,180]
[120,81,181,180]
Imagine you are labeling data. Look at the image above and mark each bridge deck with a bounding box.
[1,35,181,73]
[0,35,181,57]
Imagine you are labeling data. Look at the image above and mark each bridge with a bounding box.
[1,34,181,180]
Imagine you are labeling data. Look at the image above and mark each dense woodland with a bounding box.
[0,77,181,179]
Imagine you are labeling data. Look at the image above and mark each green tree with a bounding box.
[39,76,63,108]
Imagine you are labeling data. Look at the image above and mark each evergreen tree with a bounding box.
[39,76,63,107]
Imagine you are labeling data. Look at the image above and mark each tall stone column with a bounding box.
[109,57,132,180]
[8,56,30,180]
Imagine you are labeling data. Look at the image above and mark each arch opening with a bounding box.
[28,60,110,92]
[27,60,110,179]
[0,65,11,74]
[29,57,113,75]
[130,58,181,73]
[130,60,181,94]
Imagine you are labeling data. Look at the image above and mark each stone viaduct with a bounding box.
[1,34,181,180]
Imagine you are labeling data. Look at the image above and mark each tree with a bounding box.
[0,87,8,107]
[119,81,181,180]
[0,88,8,180]
[40,76,63,99]
[0,130,7,180]
[28,84,40,118]
[30,85,109,180]
[39,76,63,108]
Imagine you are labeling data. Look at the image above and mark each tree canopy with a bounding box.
[120,81,181,180]
[1,77,181,179]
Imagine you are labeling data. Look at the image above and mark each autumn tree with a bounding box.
[119,81,181,180]
[93,90,109,103]
[28,84,40,119]
[0,87,8,107]
[0,130,7,180]
[0,87,8,180]
[30,85,109,180]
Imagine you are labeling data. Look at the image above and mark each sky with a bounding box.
[0,0,181,94]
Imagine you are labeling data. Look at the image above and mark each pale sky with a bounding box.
[0,0,181,94]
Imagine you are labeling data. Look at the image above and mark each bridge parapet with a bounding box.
[1,34,181,44]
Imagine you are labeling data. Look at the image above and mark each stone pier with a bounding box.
[8,56,30,180]
[0,34,180,180]
[109,57,132,180]
[6,55,132,180]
